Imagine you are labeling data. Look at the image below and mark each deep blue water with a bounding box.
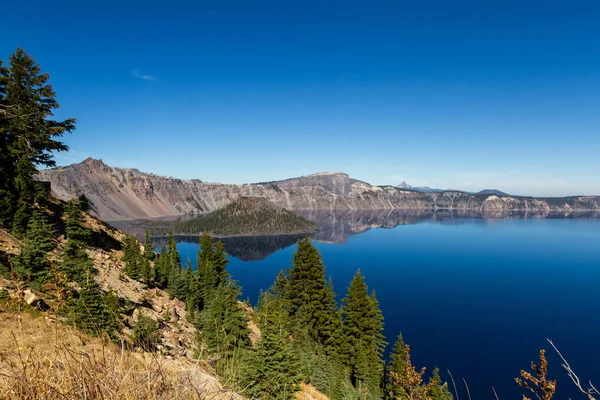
[172,218,600,399]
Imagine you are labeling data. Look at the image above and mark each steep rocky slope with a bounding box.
[38,158,600,221]
[0,206,242,399]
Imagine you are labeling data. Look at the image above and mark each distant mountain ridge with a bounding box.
[395,181,445,193]
[37,158,600,221]
[396,182,511,196]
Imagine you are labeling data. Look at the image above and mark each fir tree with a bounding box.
[69,273,118,340]
[61,200,94,283]
[342,269,386,399]
[154,245,168,286]
[198,281,250,360]
[387,333,437,400]
[13,208,55,289]
[64,199,89,242]
[287,238,338,346]
[0,59,11,228]
[143,228,155,260]
[167,231,180,269]
[195,233,231,306]
[11,202,30,238]
[426,368,453,400]
[240,301,302,399]
[388,333,408,398]
[122,235,142,280]
[4,48,75,228]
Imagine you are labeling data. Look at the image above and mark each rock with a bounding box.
[23,289,39,306]
[37,158,600,221]
[170,305,178,322]
[23,289,49,310]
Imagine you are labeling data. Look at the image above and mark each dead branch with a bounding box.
[547,339,598,400]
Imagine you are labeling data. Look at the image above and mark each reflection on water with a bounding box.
[152,234,306,261]
[110,209,600,261]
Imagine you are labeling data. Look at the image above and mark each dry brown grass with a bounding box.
[0,312,241,400]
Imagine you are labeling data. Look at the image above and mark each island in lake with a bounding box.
[141,196,317,237]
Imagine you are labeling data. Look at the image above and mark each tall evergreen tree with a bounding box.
[122,235,142,280]
[4,48,75,229]
[167,231,180,269]
[198,281,250,361]
[0,59,12,228]
[143,228,155,260]
[387,332,440,400]
[154,244,168,286]
[286,238,338,346]
[13,208,55,289]
[342,270,386,399]
[426,368,453,400]
[240,300,302,399]
[388,333,408,399]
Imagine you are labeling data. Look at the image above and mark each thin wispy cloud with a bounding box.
[132,69,156,81]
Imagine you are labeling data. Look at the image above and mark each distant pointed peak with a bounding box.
[396,181,413,189]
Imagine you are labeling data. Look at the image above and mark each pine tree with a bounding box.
[387,333,436,400]
[4,48,75,229]
[342,269,386,398]
[64,199,89,242]
[11,202,30,238]
[143,228,155,260]
[0,59,14,228]
[240,302,302,399]
[287,238,338,346]
[13,208,55,289]
[61,200,94,283]
[388,333,408,398]
[69,273,118,340]
[198,281,250,360]
[154,245,168,286]
[426,368,453,400]
[122,235,142,280]
[167,231,180,269]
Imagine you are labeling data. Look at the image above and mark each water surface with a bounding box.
[147,212,600,399]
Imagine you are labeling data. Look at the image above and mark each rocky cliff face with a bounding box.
[38,158,600,221]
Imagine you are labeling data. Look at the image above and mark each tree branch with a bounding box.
[547,339,598,400]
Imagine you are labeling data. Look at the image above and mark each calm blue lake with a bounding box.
[167,215,600,399]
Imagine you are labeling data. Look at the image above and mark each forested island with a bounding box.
[144,196,317,237]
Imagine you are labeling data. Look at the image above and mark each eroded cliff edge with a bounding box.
[38,158,600,221]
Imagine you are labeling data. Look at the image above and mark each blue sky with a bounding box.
[2,0,600,196]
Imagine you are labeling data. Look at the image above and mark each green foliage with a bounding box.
[197,281,250,358]
[64,199,89,242]
[131,314,161,351]
[388,333,408,398]
[61,200,94,283]
[143,228,155,260]
[147,196,317,236]
[0,48,74,229]
[342,270,387,399]
[122,235,143,280]
[68,274,119,340]
[287,238,340,348]
[426,368,453,400]
[78,194,90,211]
[13,208,55,289]
[239,302,302,399]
